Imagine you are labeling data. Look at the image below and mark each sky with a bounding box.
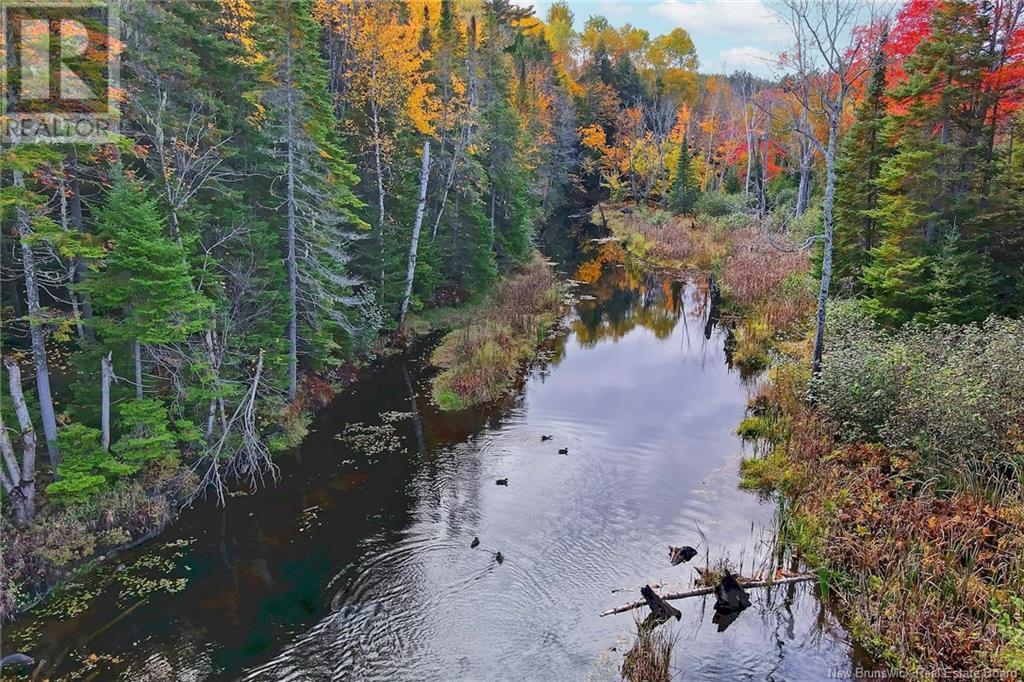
[513,0,796,76]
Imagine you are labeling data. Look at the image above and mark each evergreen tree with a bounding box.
[864,0,993,323]
[80,178,211,395]
[667,137,699,214]
[834,37,890,286]
[924,229,994,324]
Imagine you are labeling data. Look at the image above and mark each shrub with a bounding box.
[46,425,135,504]
[431,255,560,410]
[813,304,1024,494]
[696,191,744,217]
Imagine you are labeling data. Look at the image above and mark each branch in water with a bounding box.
[599,575,816,617]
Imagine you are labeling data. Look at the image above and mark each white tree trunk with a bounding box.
[372,97,387,299]
[284,22,299,402]
[12,169,61,469]
[101,353,113,451]
[812,115,839,376]
[2,357,37,523]
[399,142,431,327]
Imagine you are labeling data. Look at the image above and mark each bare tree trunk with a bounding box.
[134,340,144,398]
[796,146,812,216]
[101,353,113,451]
[2,357,38,523]
[284,13,299,402]
[67,155,94,337]
[812,115,839,376]
[372,97,387,301]
[796,112,812,216]
[12,169,60,469]
[399,142,431,327]
[57,174,86,340]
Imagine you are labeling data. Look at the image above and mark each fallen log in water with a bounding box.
[599,575,815,617]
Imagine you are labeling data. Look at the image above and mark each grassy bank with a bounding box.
[429,253,562,411]
[596,203,814,375]
[599,201,1024,675]
[739,310,1024,674]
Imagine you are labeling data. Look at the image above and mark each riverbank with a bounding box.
[428,253,562,411]
[595,203,814,376]
[0,358,360,624]
[598,201,1024,675]
[0,257,560,626]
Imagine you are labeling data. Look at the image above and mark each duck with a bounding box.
[495,478,509,486]
[494,551,504,564]
[558,447,569,455]
[541,435,553,441]
[470,536,480,549]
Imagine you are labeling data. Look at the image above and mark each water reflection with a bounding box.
[5,220,877,681]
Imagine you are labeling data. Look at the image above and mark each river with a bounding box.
[4,218,879,680]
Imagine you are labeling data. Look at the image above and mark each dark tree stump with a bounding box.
[640,584,681,621]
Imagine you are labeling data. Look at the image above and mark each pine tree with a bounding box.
[667,137,699,214]
[865,0,993,323]
[257,0,369,397]
[925,229,994,325]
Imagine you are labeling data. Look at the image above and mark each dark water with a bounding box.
[4,225,878,681]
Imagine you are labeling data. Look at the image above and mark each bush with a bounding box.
[46,425,135,504]
[696,192,745,217]
[431,255,560,410]
[813,303,1024,493]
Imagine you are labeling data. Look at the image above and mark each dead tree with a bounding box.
[779,0,880,376]
[1,358,38,523]
[187,351,277,506]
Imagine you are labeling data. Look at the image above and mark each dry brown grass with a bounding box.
[743,363,1024,673]
[621,617,675,682]
[431,254,561,410]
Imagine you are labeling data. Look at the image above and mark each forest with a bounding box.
[1,0,1023,679]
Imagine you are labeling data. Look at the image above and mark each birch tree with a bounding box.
[779,0,878,376]
[1,358,38,523]
[399,142,432,327]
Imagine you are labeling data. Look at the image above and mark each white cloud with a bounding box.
[714,45,776,72]
[650,0,790,43]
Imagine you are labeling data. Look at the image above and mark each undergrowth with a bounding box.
[430,254,561,410]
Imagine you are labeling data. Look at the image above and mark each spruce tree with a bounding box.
[667,137,698,214]
[865,0,991,323]
[834,37,889,286]
[81,178,211,392]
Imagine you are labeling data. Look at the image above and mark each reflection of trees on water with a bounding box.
[570,246,716,347]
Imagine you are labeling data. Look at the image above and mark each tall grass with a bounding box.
[430,255,561,410]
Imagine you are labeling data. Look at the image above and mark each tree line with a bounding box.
[2,0,1022,527]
